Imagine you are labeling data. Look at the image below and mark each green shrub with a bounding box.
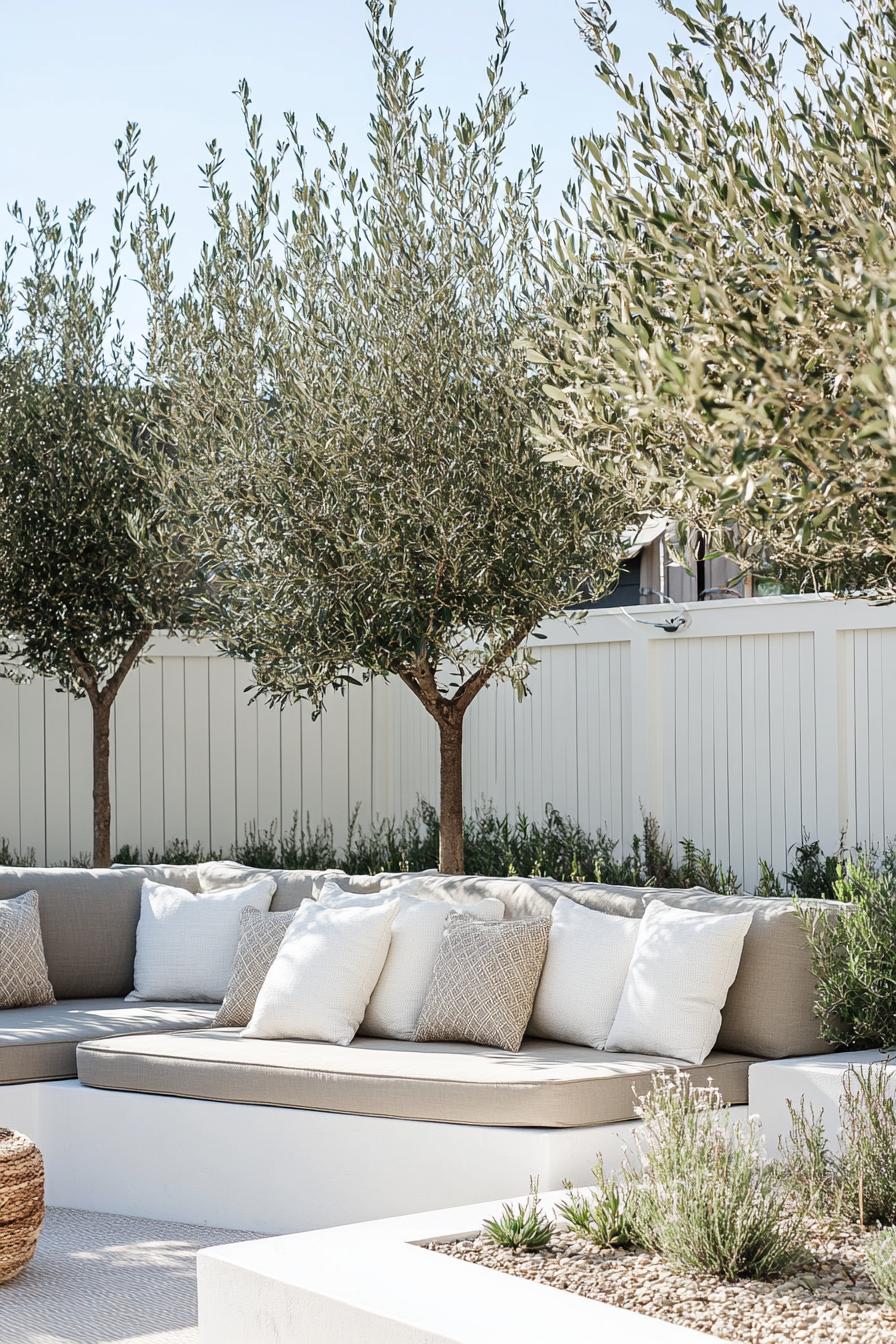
[779,1066,896,1227]
[0,838,36,867]
[482,1179,554,1251]
[839,1067,896,1226]
[778,1098,843,1224]
[630,1072,806,1280]
[103,805,747,887]
[866,1227,896,1308]
[803,855,896,1049]
[754,833,847,902]
[557,1164,636,1248]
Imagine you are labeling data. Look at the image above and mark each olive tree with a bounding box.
[147,1,628,872]
[0,129,190,865]
[536,0,896,597]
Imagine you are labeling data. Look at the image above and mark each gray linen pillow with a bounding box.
[414,911,550,1052]
[213,907,298,1028]
[0,891,55,1008]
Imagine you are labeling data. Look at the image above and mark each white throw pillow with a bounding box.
[129,876,275,1002]
[527,896,640,1048]
[317,883,505,1040]
[605,899,752,1064]
[243,897,400,1045]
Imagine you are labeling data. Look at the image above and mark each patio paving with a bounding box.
[0,1206,260,1344]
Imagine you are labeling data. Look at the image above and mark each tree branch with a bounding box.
[99,625,153,706]
[400,655,447,720]
[451,622,532,714]
[402,624,534,719]
[68,647,101,708]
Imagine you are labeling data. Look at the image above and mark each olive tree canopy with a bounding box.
[145,1,630,871]
[536,0,896,598]
[0,129,191,864]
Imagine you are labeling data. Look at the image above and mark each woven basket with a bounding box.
[0,1129,43,1283]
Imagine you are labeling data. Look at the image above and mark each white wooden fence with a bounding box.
[1,594,895,887]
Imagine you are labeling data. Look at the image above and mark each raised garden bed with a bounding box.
[430,1221,892,1344]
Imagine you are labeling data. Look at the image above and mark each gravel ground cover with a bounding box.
[428,1222,896,1343]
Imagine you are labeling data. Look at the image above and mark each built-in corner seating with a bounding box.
[0,862,841,1234]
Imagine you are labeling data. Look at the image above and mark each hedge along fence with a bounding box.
[0,801,870,900]
[2,595,896,883]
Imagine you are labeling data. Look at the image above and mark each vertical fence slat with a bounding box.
[0,680,20,856]
[139,657,165,856]
[208,656,236,856]
[865,629,885,849]
[234,668,259,851]
[112,673,141,858]
[321,688,350,848]
[68,694,93,862]
[183,657,211,853]
[43,682,70,866]
[279,700,303,839]
[852,630,871,851]
[18,679,46,863]
[797,631,817,846]
[162,656,187,847]
[881,629,896,844]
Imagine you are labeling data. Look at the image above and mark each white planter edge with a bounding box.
[197,1189,719,1344]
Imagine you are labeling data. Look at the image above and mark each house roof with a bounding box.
[621,516,671,560]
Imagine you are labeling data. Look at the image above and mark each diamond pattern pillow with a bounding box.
[0,891,55,1008]
[213,907,299,1028]
[414,912,550,1052]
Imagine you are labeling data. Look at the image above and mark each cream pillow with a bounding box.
[318,883,504,1039]
[243,898,400,1045]
[129,876,275,1002]
[605,899,752,1064]
[528,896,640,1048]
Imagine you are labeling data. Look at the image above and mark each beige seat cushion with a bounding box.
[76,1031,754,1128]
[0,1000,220,1084]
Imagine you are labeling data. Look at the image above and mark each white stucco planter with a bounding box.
[198,1191,718,1344]
[749,1050,896,1155]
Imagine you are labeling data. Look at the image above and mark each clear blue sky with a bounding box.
[2,0,846,331]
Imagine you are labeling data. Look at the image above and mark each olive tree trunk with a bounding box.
[400,633,529,875]
[437,714,465,874]
[91,698,113,867]
[70,626,153,868]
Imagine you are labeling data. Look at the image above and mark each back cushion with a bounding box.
[380,872,568,915]
[198,861,335,911]
[382,873,840,1060]
[0,865,196,998]
[321,869,440,898]
[381,873,649,918]
[113,864,202,892]
[201,864,441,909]
[640,889,838,1059]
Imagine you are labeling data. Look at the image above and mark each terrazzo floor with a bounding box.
[0,1207,260,1344]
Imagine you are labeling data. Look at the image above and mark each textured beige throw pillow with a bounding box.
[213,907,299,1028]
[317,883,504,1040]
[0,891,55,1008]
[414,912,550,1052]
